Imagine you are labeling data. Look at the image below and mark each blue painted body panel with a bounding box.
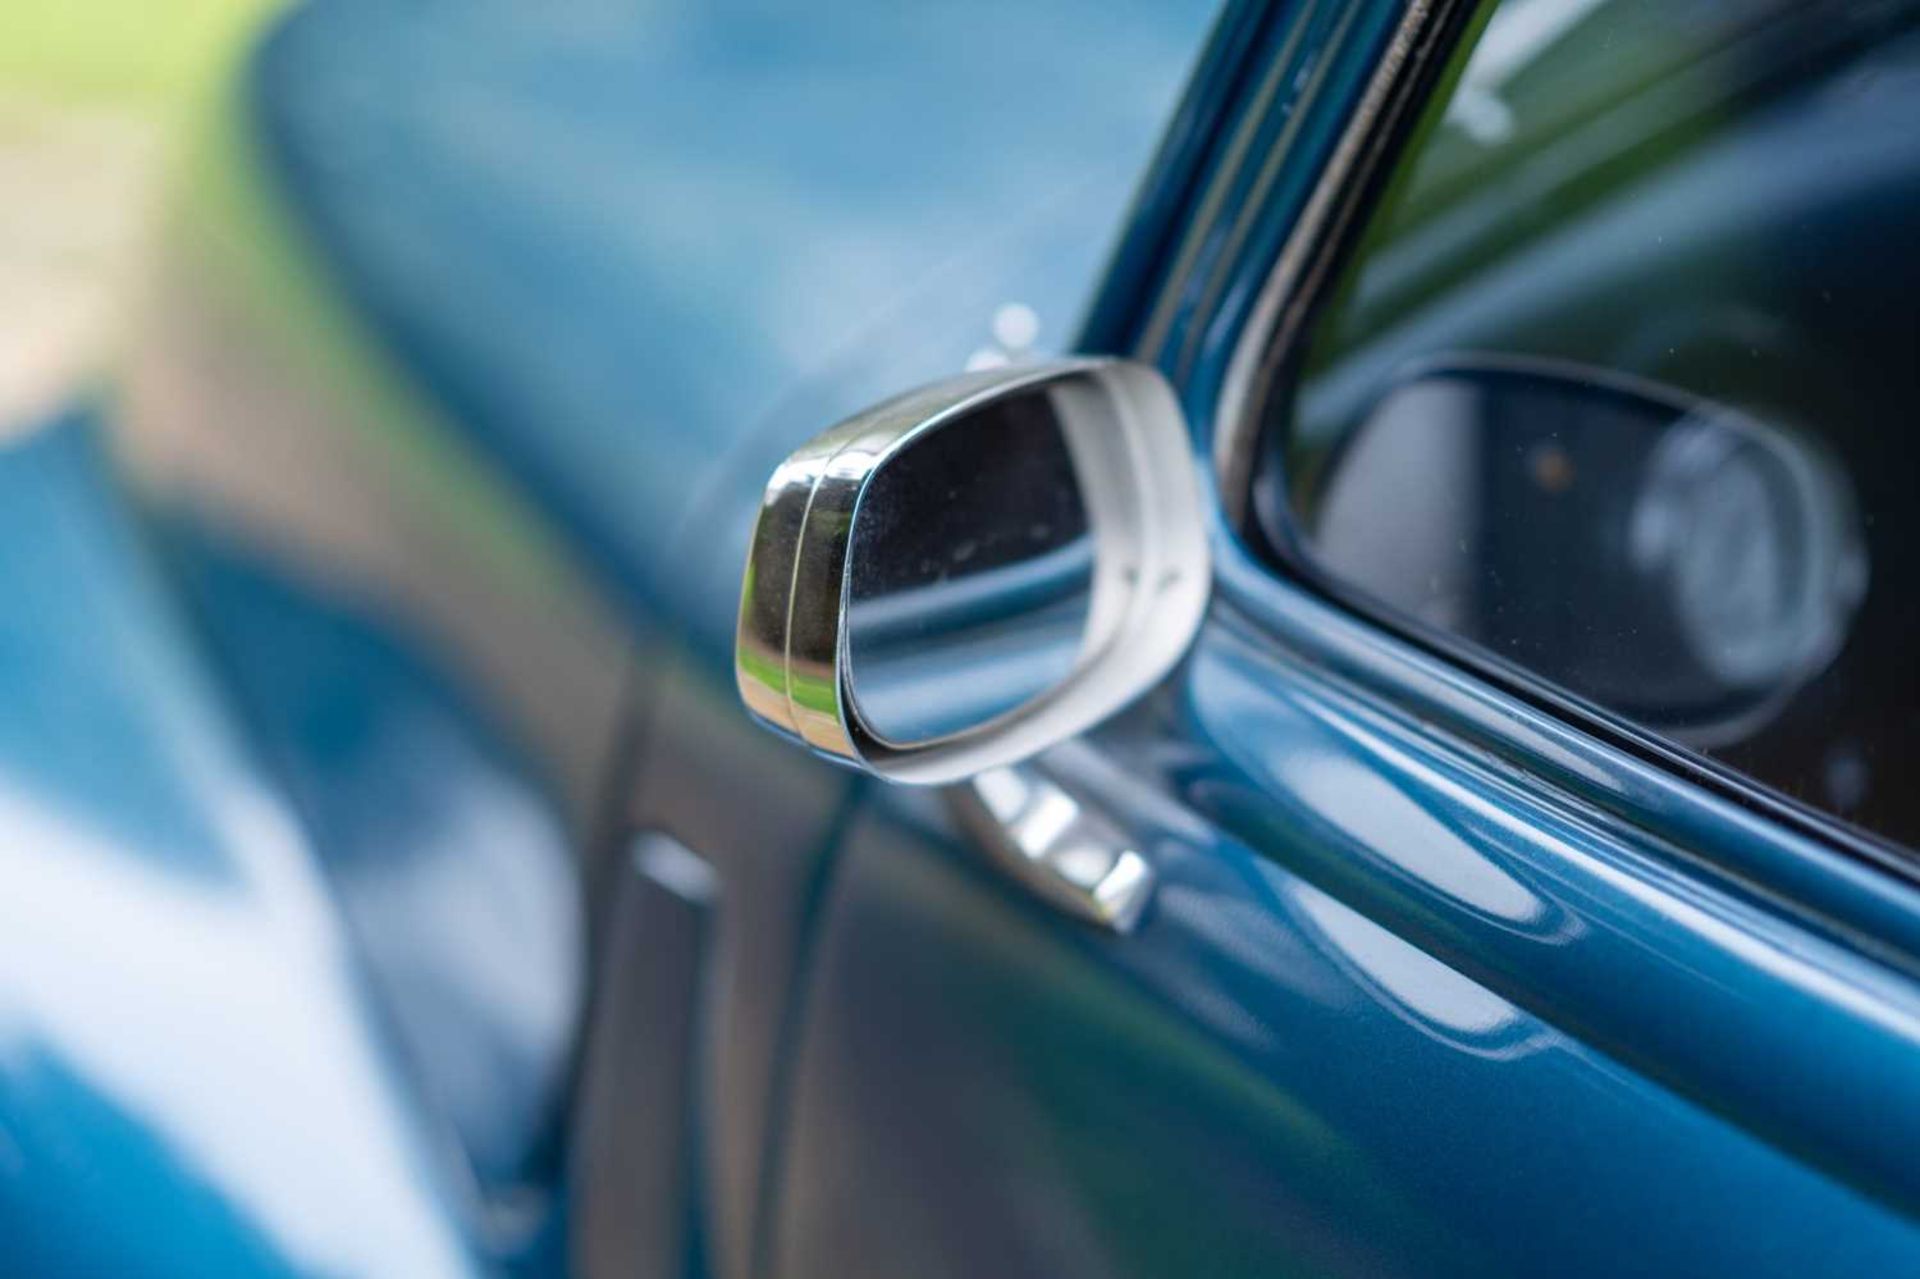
[0,417,482,1277]
[776,766,1920,1275]
[250,0,1216,622]
[0,1,1217,1275]
[169,526,586,1208]
[4,0,1918,1274]
[750,0,1920,1271]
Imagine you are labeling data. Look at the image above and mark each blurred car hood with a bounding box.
[250,0,1216,651]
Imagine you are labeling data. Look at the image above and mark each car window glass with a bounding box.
[1253,0,1920,849]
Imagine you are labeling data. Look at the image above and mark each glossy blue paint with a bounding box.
[773,745,1920,1275]
[25,1,1218,1275]
[0,413,482,1277]
[8,0,1917,1273]
[250,0,1222,626]
[753,488,1920,1272]
[1080,0,1273,354]
[165,525,585,1215]
[760,0,1920,1272]
[1182,579,1920,1215]
[1205,529,1920,973]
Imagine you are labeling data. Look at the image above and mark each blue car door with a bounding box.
[606,1,1920,1276]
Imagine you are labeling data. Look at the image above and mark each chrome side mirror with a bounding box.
[735,358,1209,785]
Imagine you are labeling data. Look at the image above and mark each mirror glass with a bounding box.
[1293,359,1865,743]
[845,384,1095,744]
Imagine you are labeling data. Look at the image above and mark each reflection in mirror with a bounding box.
[736,356,1209,785]
[846,385,1095,744]
[1294,357,1866,744]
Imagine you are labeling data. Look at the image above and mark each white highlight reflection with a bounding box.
[1283,750,1546,925]
[0,779,474,1278]
[1294,883,1525,1040]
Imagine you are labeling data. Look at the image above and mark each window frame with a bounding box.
[1207,0,1916,876]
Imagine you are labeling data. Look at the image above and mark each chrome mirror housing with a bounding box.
[735,358,1209,786]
